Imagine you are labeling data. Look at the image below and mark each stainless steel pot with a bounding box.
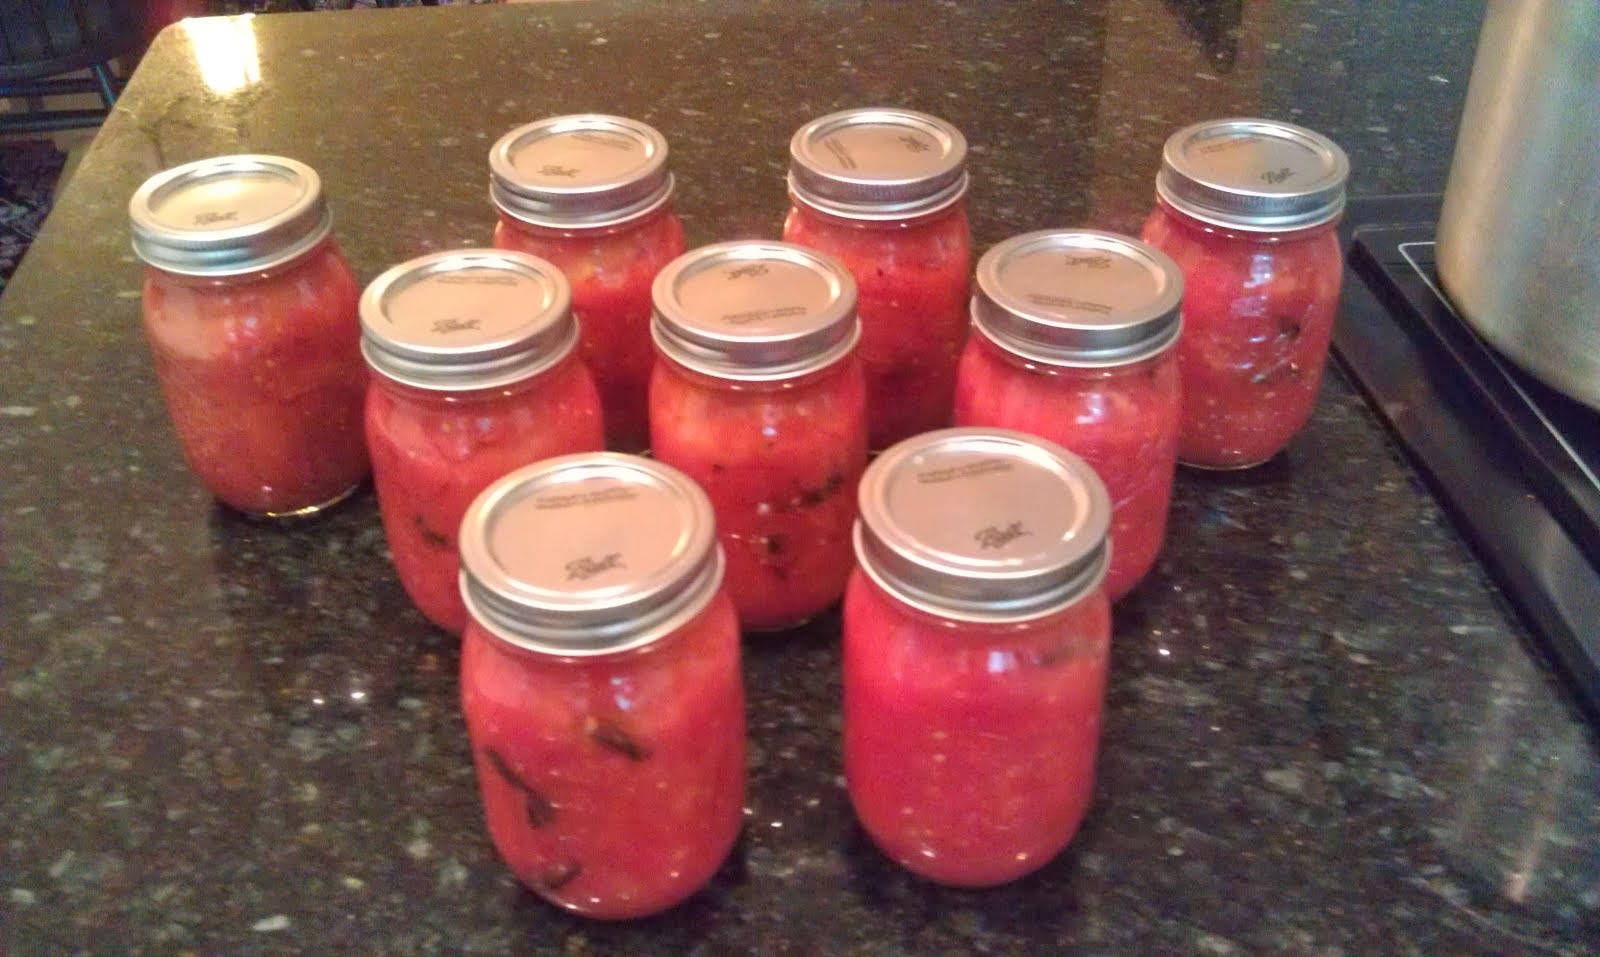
[1436,0,1600,411]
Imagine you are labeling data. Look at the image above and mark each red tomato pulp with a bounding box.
[782,203,970,450]
[843,570,1111,887]
[650,356,868,631]
[460,591,745,919]
[952,334,1180,600]
[365,355,603,634]
[140,241,369,515]
[494,207,686,453]
[1141,199,1343,469]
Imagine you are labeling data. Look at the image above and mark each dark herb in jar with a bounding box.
[586,716,651,762]
[414,514,452,550]
[486,747,557,828]
[537,860,583,891]
[791,470,845,509]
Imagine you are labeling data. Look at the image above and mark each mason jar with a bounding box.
[649,241,867,631]
[953,229,1183,601]
[490,114,687,453]
[1139,117,1349,469]
[458,453,745,920]
[843,428,1112,888]
[360,249,604,634]
[781,108,971,450]
[129,154,368,517]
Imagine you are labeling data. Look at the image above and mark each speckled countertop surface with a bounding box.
[3,1,1597,954]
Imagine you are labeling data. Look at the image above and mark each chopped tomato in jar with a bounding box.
[650,355,867,630]
[1142,200,1342,468]
[843,568,1110,887]
[494,206,684,453]
[141,239,369,516]
[783,108,973,450]
[489,114,687,453]
[1141,117,1349,469]
[954,335,1179,600]
[461,590,745,919]
[457,454,745,919]
[365,354,603,633]
[783,202,970,449]
[648,240,868,632]
[843,428,1113,886]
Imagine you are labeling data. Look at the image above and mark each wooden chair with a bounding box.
[0,0,149,133]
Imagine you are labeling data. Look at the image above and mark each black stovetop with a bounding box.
[1334,195,1600,723]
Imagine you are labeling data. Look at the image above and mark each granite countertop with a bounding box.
[3,2,1597,954]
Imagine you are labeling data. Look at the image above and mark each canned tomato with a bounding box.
[1140,117,1349,469]
[360,249,604,634]
[458,453,745,919]
[954,229,1182,600]
[844,428,1112,887]
[490,114,687,452]
[649,241,868,631]
[782,108,972,450]
[129,154,368,517]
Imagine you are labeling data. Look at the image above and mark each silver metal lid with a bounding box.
[128,154,334,276]
[854,428,1111,622]
[489,114,674,229]
[972,229,1183,367]
[459,453,725,656]
[788,107,969,220]
[1156,117,1349,231]
[651,240,860,382]
[359,249,578,391]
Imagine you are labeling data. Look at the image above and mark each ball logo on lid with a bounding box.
[724,263,770,281]
[565,552,626,581]
[854,428,1111,621]
[431,318,482,335]
[898,134,933,154]
[972,229,1184,367]
[973,521,1031,550]
[1063,253,1113,270]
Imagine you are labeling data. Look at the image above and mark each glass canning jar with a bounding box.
[953,229,1183,601]
[781,108,972,450]
[649,241,868,632]
[458,453,745,920]
[360,249,604,634]
[129,154,369,517]
[1139,117,1349,469]
[843,428,1112,888]
[490,114,687,453]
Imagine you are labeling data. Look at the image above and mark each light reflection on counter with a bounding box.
[183,15,261,94]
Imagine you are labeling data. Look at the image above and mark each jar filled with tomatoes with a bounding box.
[649,241,867,632]
[953,229,1183,601]
[1140,117,1349,469]
[844,428,1112,887]
[360,249,604,634]
[458,453,745,920]
[490,114,687,453]
[129,154,369,517]
[782,108,971,450]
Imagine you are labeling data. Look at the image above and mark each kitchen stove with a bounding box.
[1334,194,1600,722]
